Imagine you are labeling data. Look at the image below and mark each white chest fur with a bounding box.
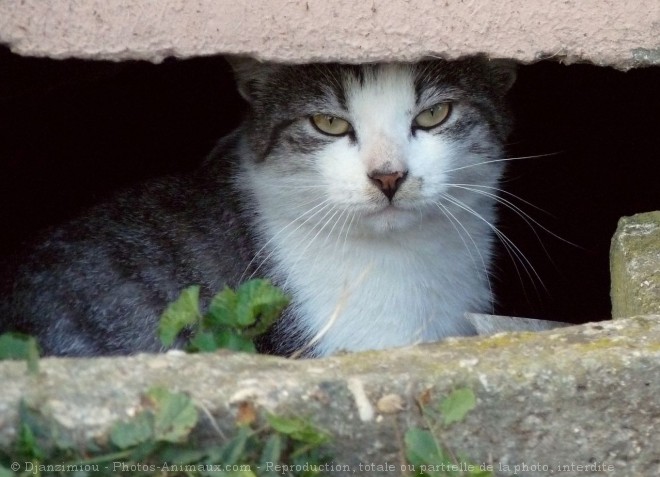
[263,212,491,356]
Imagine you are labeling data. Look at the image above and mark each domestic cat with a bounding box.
[0,56,516,357]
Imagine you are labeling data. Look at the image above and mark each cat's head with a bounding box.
[230,56,516,235]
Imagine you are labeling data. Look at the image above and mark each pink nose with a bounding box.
[368,170,408,201]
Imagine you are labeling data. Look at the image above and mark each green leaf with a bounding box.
[26,338,40,375]
[158,286,201,347]
[17,421,44,461]
[0,333,40,373]
[16,401,48,461]
[157,445,207,465]
[219,426,251,465]
[21,405,76,453]
[439,388,476,426]
[147,387,199,443]
[162,280,287,354]
[0,332,30,359]
[215,331,256,353]
[206,287,239,327]
[266,414,329,446]
[404,428,451,471]
[266,414,304,434]
[259,434,283,475]
[234,279,289,329]
[187,330,219,352]
[110,411,154,449]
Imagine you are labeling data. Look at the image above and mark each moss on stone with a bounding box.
[610,211,660,318]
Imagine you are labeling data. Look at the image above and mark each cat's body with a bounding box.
[0,139,253,355]
[0,57,515,357]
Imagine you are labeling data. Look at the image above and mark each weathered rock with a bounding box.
[1,315,658,476]
[610,211,660,318]
[0,0,658,69]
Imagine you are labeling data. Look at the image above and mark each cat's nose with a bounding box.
[368,170,408,201]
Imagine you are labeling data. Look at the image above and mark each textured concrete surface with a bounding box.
[0,0,658,68]
[1,315,659,476]
[611,211,660,318]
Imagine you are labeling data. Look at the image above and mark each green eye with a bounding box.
[311,114,352,136]
[413,103,451,129]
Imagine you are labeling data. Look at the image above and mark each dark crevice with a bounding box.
[0,46,658,324]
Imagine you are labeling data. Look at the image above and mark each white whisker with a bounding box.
[450,183,551,215]
[281,204,341,288]
[333,208,353,255]
[440,191,546,294]
[432,199,493,311]
[241,197,333,281]
[341,211,358,256]
[442,152,558,175]
[448,183,579,249]
[323,208,346,246]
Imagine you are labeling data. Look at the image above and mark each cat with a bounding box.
[0,56,516,357]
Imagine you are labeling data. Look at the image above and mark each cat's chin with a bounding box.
[361,205,419,233]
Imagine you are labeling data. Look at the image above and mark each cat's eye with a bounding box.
[413,103,451,130]
[311,114,352,136]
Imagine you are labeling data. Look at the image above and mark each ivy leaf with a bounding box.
[0,333,40,374]
[266,414,329,446]
[259,434,283,475]
[158,286,201,347]
[112,388,199,448]
[110,411,154,450]
[234,279,289,329]
[147,387,198,443]
[0,332,31,359]
[156,446,207,465]
[206,287,239,327]
[404,428,451,474]
[439,388,476,426]
[266,414,305,434]
[15,401,50,461]
[187,330,219,353]
[215,330,256,353]
[219,426,251,465]
[16,421,44,462]
[160,280,287,354]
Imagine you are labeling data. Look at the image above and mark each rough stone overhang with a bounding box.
[0,0,658,68]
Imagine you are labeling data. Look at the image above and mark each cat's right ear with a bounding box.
[225,55,280,104]
[486,58,517,94]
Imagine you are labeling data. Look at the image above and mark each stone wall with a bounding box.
[0,315,659,476]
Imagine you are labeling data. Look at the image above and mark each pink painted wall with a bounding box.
[1,0,658,68]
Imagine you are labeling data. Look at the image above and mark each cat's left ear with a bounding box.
[225,55,281,104]
[486,58,517,94]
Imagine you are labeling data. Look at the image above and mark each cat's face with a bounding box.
[233,58,515,235]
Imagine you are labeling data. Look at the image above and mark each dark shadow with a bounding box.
[0,47,658,323]
[497,61,659,322]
